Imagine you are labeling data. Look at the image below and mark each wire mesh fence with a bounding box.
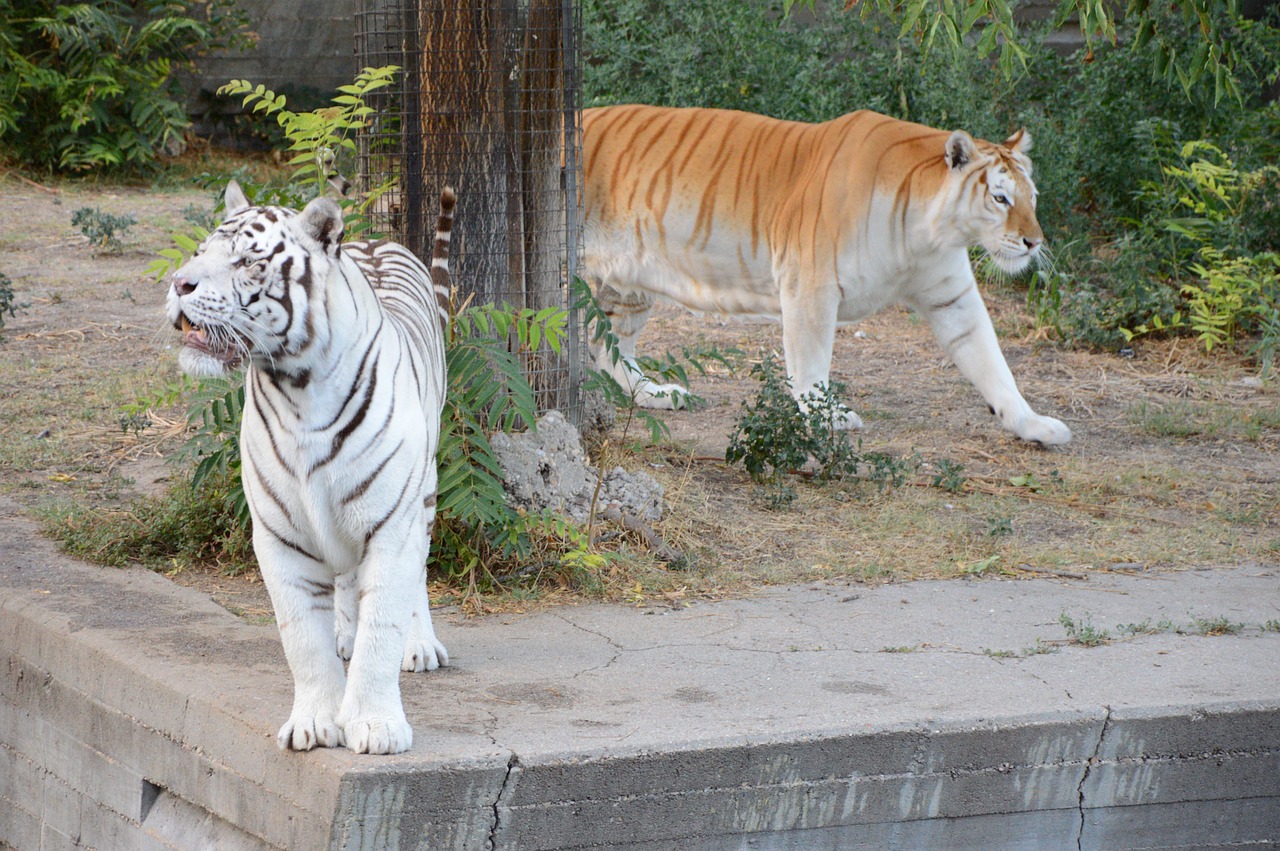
[354,0,585,422]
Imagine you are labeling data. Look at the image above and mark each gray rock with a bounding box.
[490,410,664,523]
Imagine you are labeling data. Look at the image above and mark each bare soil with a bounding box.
[1,175,1276,620]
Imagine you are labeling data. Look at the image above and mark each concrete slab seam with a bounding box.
[488,753,523,850]
[1077,704,1112,851]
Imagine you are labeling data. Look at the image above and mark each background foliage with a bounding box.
[0,0,249,173]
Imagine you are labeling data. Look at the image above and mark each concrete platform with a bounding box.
[2,497,1278,850]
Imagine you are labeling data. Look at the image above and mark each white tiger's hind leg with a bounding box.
[592,282,689,409]
[335,570,357,661]
[401,565,448,673]
[913,273,1071,446]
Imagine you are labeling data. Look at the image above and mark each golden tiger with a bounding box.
[582,104,1070,446]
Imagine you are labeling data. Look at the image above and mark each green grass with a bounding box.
[1128,399,1280,441]
[1059,612,1111,647]
[34,468,254,572]
[1186,615,1245,636]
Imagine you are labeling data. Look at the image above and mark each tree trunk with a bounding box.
[405,0,582,415]
[416,0,519,306]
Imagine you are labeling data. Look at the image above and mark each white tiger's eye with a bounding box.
[993,193,1011,207]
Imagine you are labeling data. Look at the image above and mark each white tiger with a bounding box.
[167,180,455,754]
[583,105,1071,446]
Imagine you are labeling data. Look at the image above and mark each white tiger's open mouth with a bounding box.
[177,313,243,370]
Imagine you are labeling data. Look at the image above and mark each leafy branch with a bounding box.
[217,65,399,197]
[784,0,1264,102]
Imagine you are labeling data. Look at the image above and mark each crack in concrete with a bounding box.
[552,613,624,678]
[550,611,880,681]
[551,612,626,651]
[1022,669,1062,697]
[1076,705,1112,851]
[487,752,521,851]
[481,708,502,747]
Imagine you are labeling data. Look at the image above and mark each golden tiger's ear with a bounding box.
[224,180,250,218]
[945,130,978,171]
[1004,128,1033,154]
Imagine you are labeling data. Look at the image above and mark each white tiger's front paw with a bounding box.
[1010,413,1072,446]
[402,636,449,673]
[344,715,413,755]
[277,714,344,751]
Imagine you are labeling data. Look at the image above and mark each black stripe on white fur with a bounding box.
[431,187,455,324]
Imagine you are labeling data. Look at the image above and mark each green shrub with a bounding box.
[0,0,249,173]
[70,207,136,253]
[725,353,919,491]
[37,465,254,572]
[0,272,26,341]
[433,301,607,588]
[1115,141,1280,351]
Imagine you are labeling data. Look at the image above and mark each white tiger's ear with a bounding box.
[1004,128,1032,154]
[944,130,978,171]
[298,196,345,252]
[223,180,250,218]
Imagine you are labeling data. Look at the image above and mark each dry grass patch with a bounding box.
[0,178,1276,621]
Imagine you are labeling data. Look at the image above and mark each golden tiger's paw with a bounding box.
[344,716,413,755]
[634,381,691,411]
[277,715,344,751]
[829,407,864,431]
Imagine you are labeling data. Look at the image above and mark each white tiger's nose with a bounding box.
[173,276,197,296]
[1022,236,1042,252]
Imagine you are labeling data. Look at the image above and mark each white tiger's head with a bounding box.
[167,181,345,378]
[943,128,1043,275]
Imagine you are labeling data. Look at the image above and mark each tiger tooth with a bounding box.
[180,316,193,333]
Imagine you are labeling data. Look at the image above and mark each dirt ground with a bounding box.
[1,175,1277,621]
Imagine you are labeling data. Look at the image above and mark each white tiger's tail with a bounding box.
[431,188,455,326]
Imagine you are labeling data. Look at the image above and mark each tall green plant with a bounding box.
[217,67,399,202]
[0,0,248,172]
[1121,141,1280,352]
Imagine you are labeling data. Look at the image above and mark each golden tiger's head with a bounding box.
[942,128,1043,275]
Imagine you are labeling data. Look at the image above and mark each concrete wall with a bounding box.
[3,497,1279,849]
[184,0,357,100]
